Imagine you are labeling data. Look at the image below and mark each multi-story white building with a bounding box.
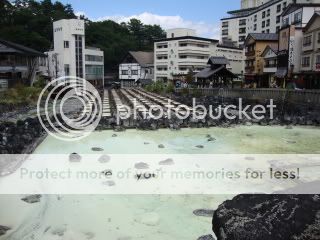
[154,28,244,82]
[241,0,273,9]
[47,19,104,88]
[221,0,320,46]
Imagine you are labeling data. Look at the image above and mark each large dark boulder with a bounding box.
[212,195,320,240]
[0,225,10,236]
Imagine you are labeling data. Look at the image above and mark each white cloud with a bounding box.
[95,12,220,40]
[75,11,86,17]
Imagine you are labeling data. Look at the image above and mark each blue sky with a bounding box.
[58,0,240,38]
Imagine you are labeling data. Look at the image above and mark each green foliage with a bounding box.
[185,69,195,84]
[0,1,166,72]
[165,82,175,94]
[33,76,47,88]
[0,0,76,51]
[144,81,167,94]
[85,19,166,71]
[0,85,45,105]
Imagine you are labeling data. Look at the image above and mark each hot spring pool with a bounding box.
[1,126,320,240]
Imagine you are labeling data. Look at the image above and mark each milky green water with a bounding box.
[35,126,320,154]
[1,126,320,240]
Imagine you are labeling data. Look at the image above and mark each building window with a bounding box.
[85,55,103,62]
[316,55,320,64]
[222,29,228,35]
[64,64,70,76]
[262,21,265,28]
[302,56,310,67]
[222,21,229,27]
[276,26,280,32]
[266,19,270,27]
[239,19,246,26]
[283,2,287,10]
[239,36,246,42]
[239,28,246,34]
[171,33,174,38]
[318,32,320,43]
[277,4,281,13]
[132,70,138,75]
[303,35,312,46]
[262,11,266,18]
[64,41,69,48]
[85,65,103,80]
[282,18,289,27]
[157,44,168,49]
[254,15,257,22]
[267,9,270,17]
[266,29,270,33]
[254,24,257,31]
[294,12,302,24]
[121,70,128,75]
[75,35,83,78]
[276,15,281,24]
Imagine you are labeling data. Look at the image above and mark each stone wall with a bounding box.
[175,88,320,105]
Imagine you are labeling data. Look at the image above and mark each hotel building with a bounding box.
[154,28,244,82]
[221,0,320,47]
[47,19,104,88]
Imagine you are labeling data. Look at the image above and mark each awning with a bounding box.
[275,68,287,78]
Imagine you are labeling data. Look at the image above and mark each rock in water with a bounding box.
[91,147,104,152]
[112,134,117,137]
[21,195,42,204]
[98,154,110,163]
[193,209,215,217]
[196,145,204,149]
[0,226,10,236]
[197,235,215,240]
[207,137,216,142]
[69,153,81,162]
[102,180,115,187]
[134,162,149,169]
[212,194,320,240]
[159,158,174,166]
[158,144,165,149]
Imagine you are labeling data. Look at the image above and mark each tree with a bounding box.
[185,68,195,85]
[0,1,166,72]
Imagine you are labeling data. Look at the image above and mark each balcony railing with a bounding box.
[245,51,255,56]
[265,64,277,68]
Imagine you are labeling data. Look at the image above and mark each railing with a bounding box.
[264,64,277,68]
[175,88,320,104]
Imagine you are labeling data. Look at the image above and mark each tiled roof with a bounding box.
[0,39,46,56]
[208,56,230,65]
[129,51,154,67]
[248,33,278,41]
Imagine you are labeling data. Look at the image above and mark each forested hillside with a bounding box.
[0,0,166,72]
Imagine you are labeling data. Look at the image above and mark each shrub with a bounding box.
[0,85,46,105]
[165,82,175,94]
